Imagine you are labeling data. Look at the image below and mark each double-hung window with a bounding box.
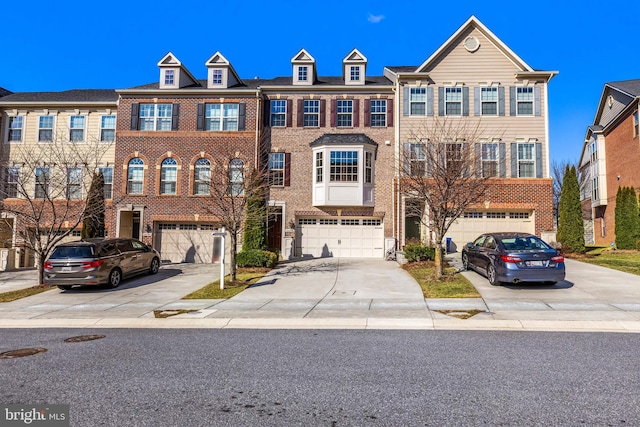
[365,152,373,183]
[164,70,175,85]
[517,143,535,177]
[101,115,116,142]
[8,116,23,142]
[410,88,427,115]
[5,167,19,198]
[270,100,286,127]
[516,87,534,115]
[139,104,172,130]
[212,69,223,85]
[336,100,353,127]
[350,66,360,82]
[67,167,83,200]
[634,111,639,138]
[206,104,238,131]
[330,151,358,182]
[99,167,113,199]
[445,87,463,116]
[194,158,210,195]
[160,158,177,195]
[446,143,464,172]
[370,100,386,127]
[481,87,498,116]
[229,159,244,196]
[409,144,426,176]
[304,100,320,127]
[127,158,144,194]
[70,116,85,142]
[38,116,53,142]
[298,66,308,82]
[268,153,285,187]
[482,143,499,177]
[315,152,323,183]
[35,167,50,199]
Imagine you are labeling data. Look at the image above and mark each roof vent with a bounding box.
[464,36,480,52]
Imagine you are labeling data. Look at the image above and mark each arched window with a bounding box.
[160,157,177,194]
[127,157,144,194]
[229,158,244,196]
[194,158,210,195]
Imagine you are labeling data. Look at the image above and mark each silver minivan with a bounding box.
[44,238,161,290]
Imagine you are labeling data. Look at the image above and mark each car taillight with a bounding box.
[500,254,522,263]
[44,261,53,270]
[551,255,564,262]
[81,259,104,269]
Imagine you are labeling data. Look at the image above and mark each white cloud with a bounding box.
[367,13,384,24]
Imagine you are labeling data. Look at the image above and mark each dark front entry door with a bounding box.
[267,209,283,250]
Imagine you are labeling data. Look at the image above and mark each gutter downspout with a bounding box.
[394,78,402,250]
[255,90,261,170]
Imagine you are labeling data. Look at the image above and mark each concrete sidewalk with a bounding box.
[1,257,640,332]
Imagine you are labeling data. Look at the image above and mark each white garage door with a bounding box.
[154,223,217,264]
[445,211,535,252]
[298,218,384,258]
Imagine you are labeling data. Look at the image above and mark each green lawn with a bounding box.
[0,285,54,303]
[402,261,481,298]
[569,247,640,276]
[183,268,270,299]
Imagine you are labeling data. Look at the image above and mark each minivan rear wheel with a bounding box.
[107,268,122,288]
[57,285,72,291]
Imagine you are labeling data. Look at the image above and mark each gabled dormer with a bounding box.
[343,49,367,86]
[205,52,242,89]
[291,49,317,86]
[157,52,198,89]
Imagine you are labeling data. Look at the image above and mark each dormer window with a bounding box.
[350,66,360,82]
[212,69,223,85]
[164,70,175,86]
[298,66,308,82]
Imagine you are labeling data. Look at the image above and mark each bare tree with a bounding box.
[0,130,113,285]
[198,152,269,281]
[400,117,501,279]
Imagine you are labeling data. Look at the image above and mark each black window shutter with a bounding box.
[286,99,293,127]
[297,99,303,127]
[171,103,180,130]
[330,99,336,127]
[264,99,271,127]
[130,103,139,130]
[238,103,246,130]
[196,103,205,131]
[320,99,326,127]
[353,99,359,127]
[284,153,291,186]
[364,99,370,127]
[387,99,393,126]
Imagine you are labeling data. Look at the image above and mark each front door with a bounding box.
[119,211,141,240]
[267,208,283,251]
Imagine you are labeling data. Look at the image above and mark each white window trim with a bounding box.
[336,100,353,128]
[6,115,25,143]
[480,87,498,116]
[206,104,239,131]
[270,100,286,127]
[370,99,387,127]
[38,115,55,143]
[516,86,534,116]
[100,115,116,142]
[444,87,463,116]
[69,115,86,143]
[303,100,320,127]
[517,142,536,178]
[139,104,173,131]
[298,66,308,82]
[409,88,427,116]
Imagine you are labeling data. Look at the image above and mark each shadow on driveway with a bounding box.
[56,267,184,293]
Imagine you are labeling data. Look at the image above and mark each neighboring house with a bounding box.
[579,80,640,247]
[386,15,557,251]
[114,52,260,264]
[0,89,118,267]
[260,48,395,259]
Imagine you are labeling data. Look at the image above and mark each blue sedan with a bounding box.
[461,233,566,286]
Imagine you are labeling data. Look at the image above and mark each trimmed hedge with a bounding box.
[236,249,278,268]
[404,244,436,262]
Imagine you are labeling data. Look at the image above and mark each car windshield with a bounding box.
[49,246,95,259]
[500,236,551,251]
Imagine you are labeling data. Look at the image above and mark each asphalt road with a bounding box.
[1,329,639,426]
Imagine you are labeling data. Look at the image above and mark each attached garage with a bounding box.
[445,211,535,252]
[297,218,385,258]
[154,223,219,264]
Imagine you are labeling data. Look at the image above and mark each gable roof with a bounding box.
[205,51,243,85]
[417,15,535,73]
[607,79,640,98]
[157,52,199,86]
[0,87,12,98]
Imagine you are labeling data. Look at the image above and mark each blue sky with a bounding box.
[2,0,639,163]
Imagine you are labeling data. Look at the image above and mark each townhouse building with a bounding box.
[387,16,557,251]
[260,49,395,259]
[114,52,260,263]
[0,89,118,267]
[579,80,640,246]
